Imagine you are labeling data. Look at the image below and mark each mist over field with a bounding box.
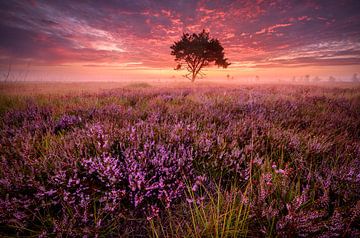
[1,0,360,237]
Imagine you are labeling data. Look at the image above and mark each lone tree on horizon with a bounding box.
[170,30,230,82]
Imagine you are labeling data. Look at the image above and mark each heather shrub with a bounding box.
[0,84,359,236]
[54,114,83,133]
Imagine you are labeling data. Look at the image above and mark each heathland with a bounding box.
[0,81,359,237]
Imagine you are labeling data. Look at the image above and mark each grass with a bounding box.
[149,181,251,238]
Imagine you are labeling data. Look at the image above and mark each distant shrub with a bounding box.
[125,82,152,88]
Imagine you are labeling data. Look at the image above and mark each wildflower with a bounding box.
[276,169,285,174]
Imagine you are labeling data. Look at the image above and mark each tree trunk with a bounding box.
[191,70,196,82]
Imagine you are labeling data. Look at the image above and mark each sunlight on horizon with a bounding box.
[0,0,359,83]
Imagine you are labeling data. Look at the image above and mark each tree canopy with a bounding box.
[170,30,230,82]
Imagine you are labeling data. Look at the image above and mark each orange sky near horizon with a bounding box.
[0,0,359,82]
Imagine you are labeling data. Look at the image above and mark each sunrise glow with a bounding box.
[0,0,359,81]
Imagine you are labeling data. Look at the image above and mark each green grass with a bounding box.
[149,181,251,238]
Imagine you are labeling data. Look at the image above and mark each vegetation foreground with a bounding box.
[0,83,359,237]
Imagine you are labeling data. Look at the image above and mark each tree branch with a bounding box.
[193,59,205,79]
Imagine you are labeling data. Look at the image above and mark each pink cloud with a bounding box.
[256,23,292,35]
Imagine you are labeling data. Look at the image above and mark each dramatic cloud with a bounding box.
[0,0,359,76]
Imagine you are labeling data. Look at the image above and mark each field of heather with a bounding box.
[0,82,359,237]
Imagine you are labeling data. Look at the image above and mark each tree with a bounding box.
[170,30,230,82]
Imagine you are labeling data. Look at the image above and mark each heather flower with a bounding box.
[275,169,285,174]
[85,123,110,150]
[0,85,359,236]
[253,156,263,166]
[54,114,82,133]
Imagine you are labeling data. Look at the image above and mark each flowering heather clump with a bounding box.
[0,84,359,236]
[54,114,83,133]
[2,102,53,135]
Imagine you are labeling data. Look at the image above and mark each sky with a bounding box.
[0,0,360,82]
